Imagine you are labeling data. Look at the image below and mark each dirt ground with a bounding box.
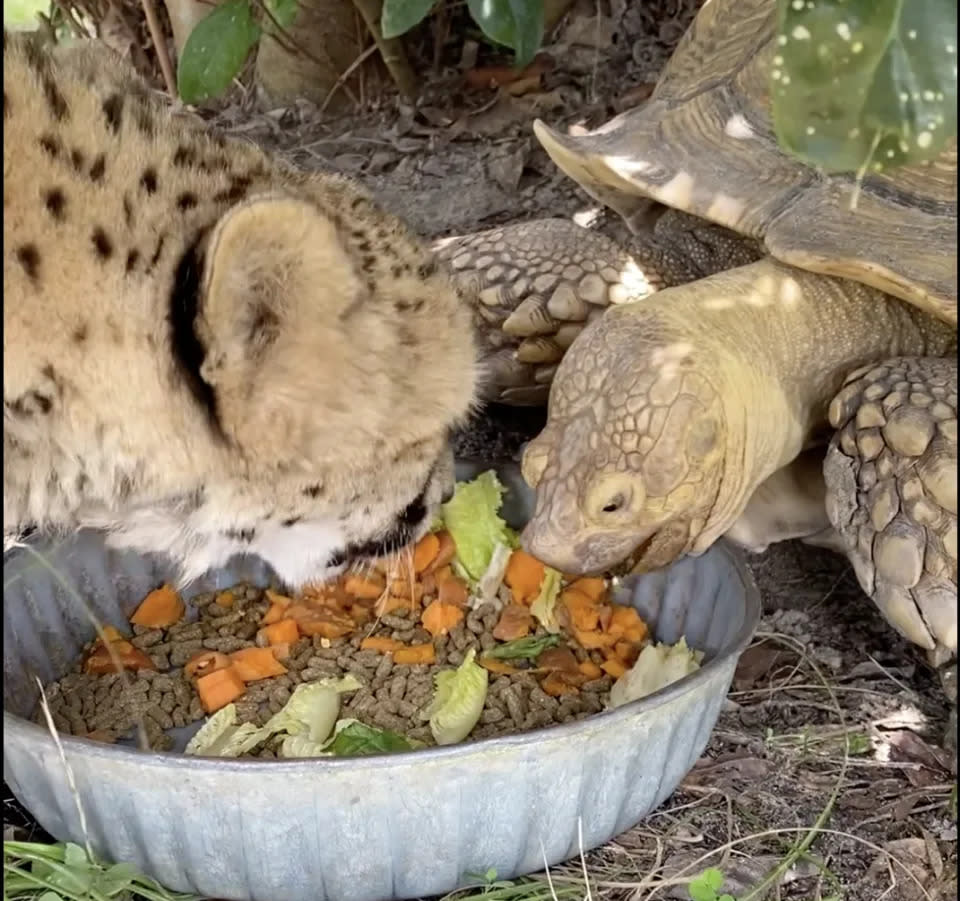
[4,1,957,898]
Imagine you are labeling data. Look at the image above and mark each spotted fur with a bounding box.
[3,33,478,587]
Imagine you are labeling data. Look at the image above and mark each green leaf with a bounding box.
[772,0,958,174]
[97,862,139,895]
[529,566,562,633]
[324,719,419,756]
[177,0,261,105]
[381,0,437,39]
[425,648,488,745]
[466,0,544,67]
[486,633,561,660]
[266,0,299,29]
[440,471,514,584]
[689,867,725,901]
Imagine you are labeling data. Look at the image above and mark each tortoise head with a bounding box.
[518,304,732,576]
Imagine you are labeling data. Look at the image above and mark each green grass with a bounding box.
[4,0,48,29]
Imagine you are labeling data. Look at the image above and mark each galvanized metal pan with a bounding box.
[3,463,761,901]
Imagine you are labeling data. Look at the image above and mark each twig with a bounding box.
[140,0,177,97]
[348,0,417,99]
[318,43,377,114]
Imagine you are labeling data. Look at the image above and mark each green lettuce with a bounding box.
[608,637,704,708]
[441,471,518,583]
[424,648,488,745]
[529,566,562,633]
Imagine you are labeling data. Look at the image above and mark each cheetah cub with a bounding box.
[4,33,478,587]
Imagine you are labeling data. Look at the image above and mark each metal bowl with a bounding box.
[3,464,760,901]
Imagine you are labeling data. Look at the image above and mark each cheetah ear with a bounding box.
[197,192,363,381]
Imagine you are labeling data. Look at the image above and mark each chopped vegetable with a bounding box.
[607,605,649,644]
[492,604,534,641]
[228,647,288,682]
[572,628,616,650]
[421,599,465,637]
[343,574,385,600]
[359,636,407,653]
[100,626,125,643]
[412,532,441,574]
[560,589,601,632]
[475,542,513,607]
[324,719,419,756]
[185,704,265,757]
[196,666,247,713]
[439,470,516,582]
[258,618,300,646]
[374,594,413,616]
[278,735,332,758]
[214,590,236,608]
[566,577,607,602]
[486,634,560,660]
[478,657,521,675]
[541,672,580,697]
[184,651,233,681]
[600,658,628,679]
[425,648,488,745]
[129,584,185,628]
[504,549,546,605]
[437,575,469,607]
[263,675,361,743]
[536,647,580,675]
[261,591,293,625]
[84,639,155,675]
[608,637,705,708]
[577,660,603,680]
[393,643,437,665]
[529,566,562,633]
[425,530,457,574]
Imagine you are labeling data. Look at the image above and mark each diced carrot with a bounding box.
[259,618,300,646]
[261,592,293,625]
[625,624,648,643]
[184,650,233,681]
[493,604,534,641]
[298,619,354,639]
[388,579,424,602]
[606,604,646,639]
[412,532,441,574]
[421,600,465,637]
[572,628,617,650]
[270,642,292,661]
[567,577,607,602]
[504,550,546,605]
[82,729,117,744]
[479,657,521,676]
[101,625,125,642]
[228,647,288,682]
[343,573,386,600]
[375,594,413,616]
[214,590,235,609]
[613,641,639,665]
[438,576,469,607]
[130,584,185,628]
[424,531,457,574]
[393,643,436,665]
[601,658,628,679]
[433,565,455,584]
[537,647,580,675]
[560,589,600,632]
[84,642,156,675]
[541,672,580,697]
[360,636,407,653]
[578,660,604,680]
[196,666,246,713]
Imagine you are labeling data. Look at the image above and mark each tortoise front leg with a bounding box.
[433,210,763,405]
[823,355,957,754]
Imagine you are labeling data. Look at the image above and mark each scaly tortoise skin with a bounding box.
[434,0,958,741]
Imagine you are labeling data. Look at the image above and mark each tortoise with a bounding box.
[435,0,958,739]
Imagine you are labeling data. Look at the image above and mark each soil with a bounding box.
[4,1,956,899]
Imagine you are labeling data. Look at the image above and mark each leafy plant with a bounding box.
[772,0,957,174]
[3,839,199,901]
[381,0,544,67]
[688,867,736,901]
[176,0,299,104]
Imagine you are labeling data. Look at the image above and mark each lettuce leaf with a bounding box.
[424,648,488,745]
[263,675,361,742]
[529,566,562,633]
[441,471,517,583]
[184,704,267,757]
[608,637,704,708]
[324,719,421,756]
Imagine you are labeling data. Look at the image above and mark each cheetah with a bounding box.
[3,33,478,587]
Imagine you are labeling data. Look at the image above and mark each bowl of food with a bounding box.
[3,462,760,901]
